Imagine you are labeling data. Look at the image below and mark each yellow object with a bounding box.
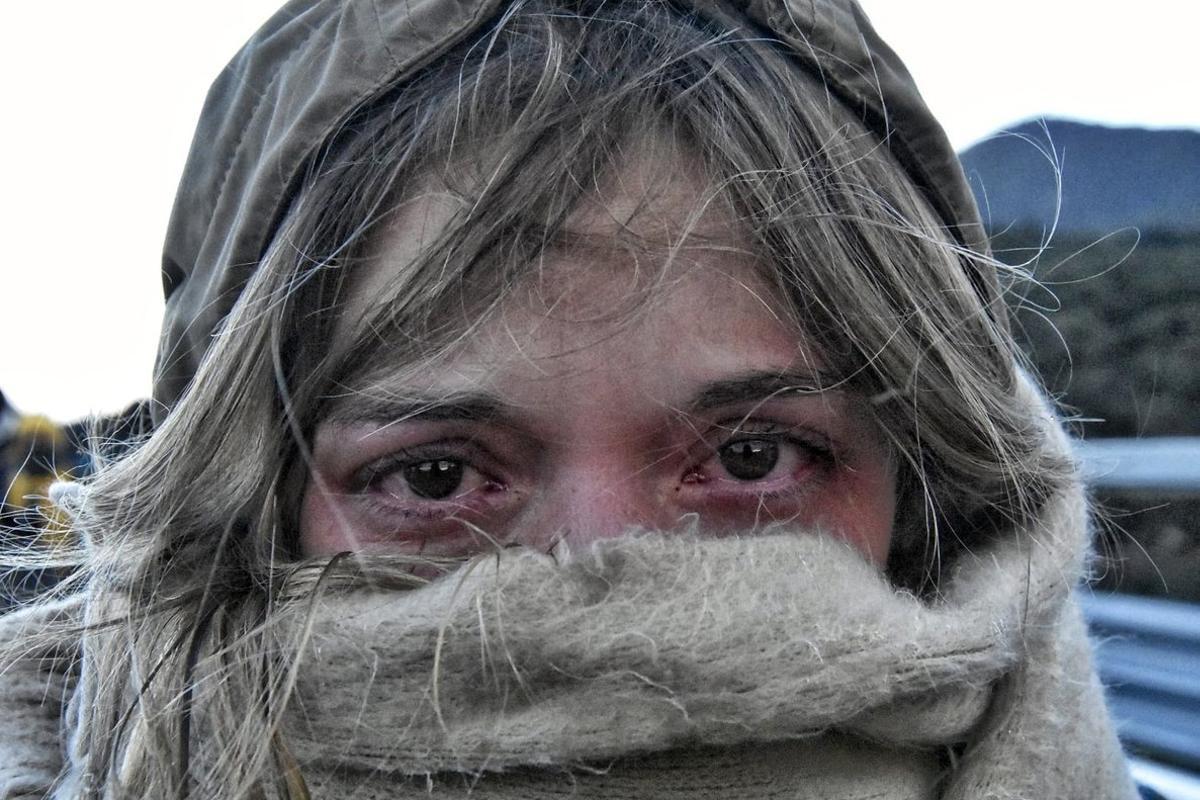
[3,414,78,550]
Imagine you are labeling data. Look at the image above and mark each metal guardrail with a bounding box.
[1129,756,1200,800]
[1075,437,1200,493]
[1081,592,1200,773]
[1075,437,1200,799]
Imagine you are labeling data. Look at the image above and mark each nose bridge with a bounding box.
[534,456,673,551]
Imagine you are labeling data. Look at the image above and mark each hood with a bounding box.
[154,0,993,423]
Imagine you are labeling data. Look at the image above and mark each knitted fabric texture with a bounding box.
[0,417,1138,799]
[253,512,1135,799]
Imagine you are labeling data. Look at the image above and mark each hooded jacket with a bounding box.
[153,0,996,421]
[0,1,1141,798]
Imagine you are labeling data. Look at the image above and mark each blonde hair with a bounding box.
[20,0,1070,795]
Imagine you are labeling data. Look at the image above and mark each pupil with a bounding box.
[719,440,778,481]
[403,459,464,499]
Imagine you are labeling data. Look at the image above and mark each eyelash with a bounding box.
[688,424,834,484]
[353,442,470,489]
[352,440,503,515]
[352,422,835,509]
[709,422,833,461]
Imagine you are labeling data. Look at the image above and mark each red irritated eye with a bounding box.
[676,430,835,529]
[356,448,504,508]
[324,445,517,556]
[682,427,834,492]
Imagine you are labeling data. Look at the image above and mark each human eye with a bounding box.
[353,442,506,511]
[680,421,836,506]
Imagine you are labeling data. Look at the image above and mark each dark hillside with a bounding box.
[994,226,1200,600]
[960,119,1200,234]
[997,227,1200,438]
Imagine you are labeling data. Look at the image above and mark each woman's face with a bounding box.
[299,152,897,566]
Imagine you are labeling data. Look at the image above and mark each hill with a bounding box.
[959,119,1200,234]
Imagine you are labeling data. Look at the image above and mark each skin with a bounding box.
[299,150,897,567]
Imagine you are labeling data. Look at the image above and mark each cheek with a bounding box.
[812,458,897,568]
[298,480,351,555]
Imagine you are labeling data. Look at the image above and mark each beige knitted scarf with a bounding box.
[261,478,1134,799]
[1,479,1137,799]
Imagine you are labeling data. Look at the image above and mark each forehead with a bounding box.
[352,142,743,301]
[331,144,816,400]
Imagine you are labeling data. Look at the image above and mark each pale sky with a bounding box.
[3,1,1198,422]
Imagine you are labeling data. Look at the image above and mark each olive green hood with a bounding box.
[154,0,991,421]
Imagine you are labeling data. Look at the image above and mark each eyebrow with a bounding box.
[324,391,510,426]
[686,369,841,413]
[324,369,838,428]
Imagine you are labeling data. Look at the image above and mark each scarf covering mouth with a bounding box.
[245,486,1134,798]
[0,501,1138,799]
[0,400,1137,798]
